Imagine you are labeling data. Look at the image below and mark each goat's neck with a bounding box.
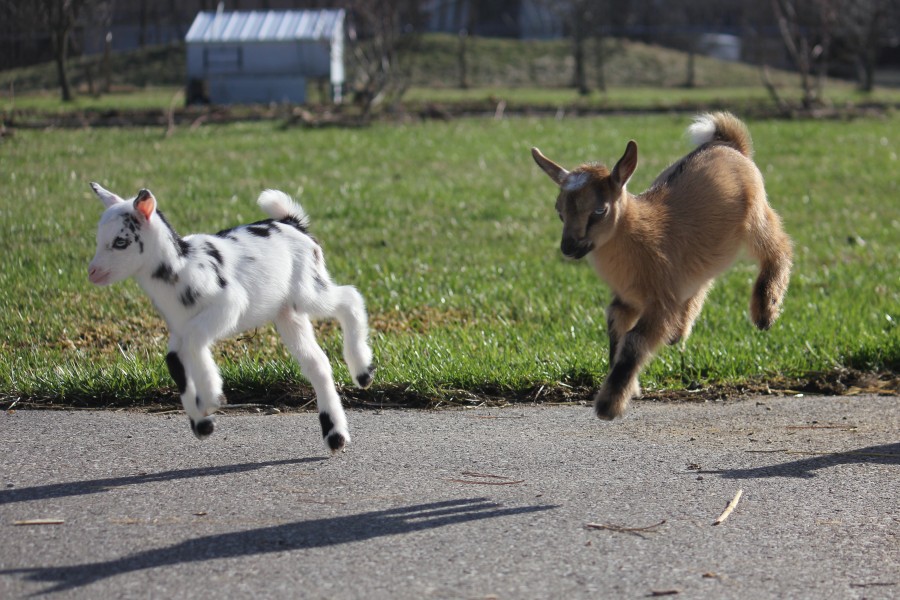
[133,229,190,304]
[611,192,660,256]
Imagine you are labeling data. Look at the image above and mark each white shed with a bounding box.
[185,9,345,105]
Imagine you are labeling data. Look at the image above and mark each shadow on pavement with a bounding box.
[0,457,325,505]
[0,497,557,595]
[711,442,900,479]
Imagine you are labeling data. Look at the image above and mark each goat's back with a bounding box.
[617,143,767,302]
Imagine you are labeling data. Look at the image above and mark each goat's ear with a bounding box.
[90,182,125,208]
[531,147,569,186]
[133,189,157,222]
[611,141,638,188]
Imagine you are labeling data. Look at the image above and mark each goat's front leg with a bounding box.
[275,309,350,454]
[605,296,639,368]
[174,307,239,438]
[168,340,223,439]
[183,344,225,437]
[595,306,672,420]
[165,338,208,436]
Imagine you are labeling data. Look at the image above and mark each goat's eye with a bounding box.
[112,237,130,250]
[593,206,608,217]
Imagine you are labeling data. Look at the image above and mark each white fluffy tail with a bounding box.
[687,114,718,147]
[257,189,310,229]
[687,112,753,157]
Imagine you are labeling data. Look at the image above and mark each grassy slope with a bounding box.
[5,33,895,113]
[0,115,897,405]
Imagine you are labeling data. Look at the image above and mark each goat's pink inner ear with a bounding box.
[134,189,156,221]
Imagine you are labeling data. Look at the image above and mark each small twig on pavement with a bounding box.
[13,519,65,526]
[585,519,666,538]
[713,489,743,525]
[784,424,858,430]
[444,471,525,486]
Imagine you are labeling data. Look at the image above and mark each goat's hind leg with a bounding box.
[276,309,351,453]
[314,283,375,390]
[669,283,712,346]
[747,204,793,330]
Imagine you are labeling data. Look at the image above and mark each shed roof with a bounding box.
[185,9,345,44]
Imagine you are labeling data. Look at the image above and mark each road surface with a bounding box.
[1,394,897,599]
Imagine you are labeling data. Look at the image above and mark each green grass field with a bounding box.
[1,113,898,407]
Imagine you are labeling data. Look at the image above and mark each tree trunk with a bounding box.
[52,29,73,102]
[685,48,696,89]
[458,30,469,89]
[573,28,589,95]
[594,38,607,92]
[859,53,875,92]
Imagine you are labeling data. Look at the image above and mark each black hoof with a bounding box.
[190,418,215,439]
[594,403,616,421]
[754,318,773,331]
[355,364,376,389]
[325,431,347,453]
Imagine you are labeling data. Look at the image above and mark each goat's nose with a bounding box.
[560,237,592,259]
[560,237,580,257]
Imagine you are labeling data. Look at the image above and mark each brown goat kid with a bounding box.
[532,112,792,420]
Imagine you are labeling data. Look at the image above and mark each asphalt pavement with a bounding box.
[1,394,897,599]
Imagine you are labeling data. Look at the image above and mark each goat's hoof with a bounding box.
[754,316,774,331]
[325,431,347,454]
[593,391,626,421]
[594,402,619,421]
[190,418,215,439]
[355,364,376,389]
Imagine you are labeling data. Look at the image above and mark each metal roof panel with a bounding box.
[185,9,345,43]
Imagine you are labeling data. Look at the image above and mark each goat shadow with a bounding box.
[0,457,325,506]
[707,442,900,479]
[1,497,557,596]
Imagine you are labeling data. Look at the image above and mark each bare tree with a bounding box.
[836,0,897,92]
[537,0,627,95]
[342,0,425,119]
[456,0,477,89]
[0,0,89,101]
[46,0,91,102]
[769,0,839,108]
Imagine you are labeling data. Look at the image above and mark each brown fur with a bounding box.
[532,112,792,419]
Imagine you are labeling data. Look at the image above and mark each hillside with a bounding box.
[0,33,798,96]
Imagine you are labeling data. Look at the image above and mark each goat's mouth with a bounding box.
[88,267,112,285]
[560,239,594,260]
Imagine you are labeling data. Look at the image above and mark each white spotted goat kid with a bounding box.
[88,184,374,453]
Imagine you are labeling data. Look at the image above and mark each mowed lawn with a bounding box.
[0,113,897,405]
